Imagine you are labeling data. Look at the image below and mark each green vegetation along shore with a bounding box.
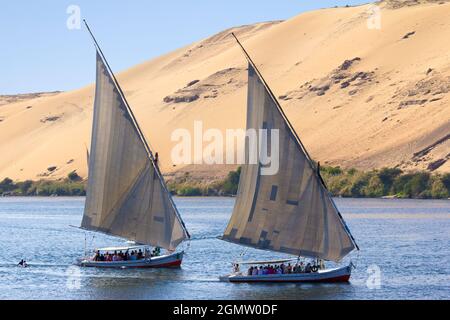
[0,171,85,197]
[1,167,449,199]
[167,166,450,199]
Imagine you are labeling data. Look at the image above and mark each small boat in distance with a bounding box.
[220,34,359,283]
[78,21,190,269]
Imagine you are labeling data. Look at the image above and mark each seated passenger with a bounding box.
[299,262,305,273]
[248,266,253,276]
[258,266,264,276]
[305,263,312,273]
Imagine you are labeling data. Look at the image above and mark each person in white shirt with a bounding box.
[257,266,264,275]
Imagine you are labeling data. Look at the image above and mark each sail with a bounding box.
[82,51,189,251]
[222,61,357,262]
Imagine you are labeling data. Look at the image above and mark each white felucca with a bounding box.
[78,21,190,269]
[220,34,359,283]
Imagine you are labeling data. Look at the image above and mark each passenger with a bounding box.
[287,263,292,274]
[280,263,286,274]
[248,266,253,276]
[305,263,312,273]
[319,259,325,270]
[299,262,305,273]
[276,266,282,275]
[252,267,258,276]
[138,250,143,260]
[233,264,240,273]
[258,266,264,276]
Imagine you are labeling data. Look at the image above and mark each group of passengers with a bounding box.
[245,261,325,276]
[93,247,161,262]
[94,249,144,262]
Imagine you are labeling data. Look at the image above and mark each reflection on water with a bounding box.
[0,197,449,300]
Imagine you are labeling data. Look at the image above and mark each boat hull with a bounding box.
[78,251,184,269]
[221,265,352,283]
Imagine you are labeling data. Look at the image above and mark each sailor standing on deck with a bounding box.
[154,152,159,167]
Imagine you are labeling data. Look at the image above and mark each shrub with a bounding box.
[441,173,450,195]
[431,176,449,199]
[393,172,430,198]
[365,175,384,198]
[321,166,343,176]
[177,186,202,197]
[0,178,15,193]
[16,180,33,195]
[67,171,81,182]
[377,167,402,194]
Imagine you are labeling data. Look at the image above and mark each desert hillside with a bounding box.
[1,0,449,182]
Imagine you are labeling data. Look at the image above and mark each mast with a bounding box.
[81,21,190,248]
[83,20,189,240]
[221,34,359,261]
[230,33,358,251]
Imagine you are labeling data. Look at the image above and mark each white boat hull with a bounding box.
[78,251,184,269]
[221,265,352,283]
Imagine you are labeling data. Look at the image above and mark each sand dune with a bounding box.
[1,1,449,182]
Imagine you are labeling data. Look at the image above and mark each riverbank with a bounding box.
[1,166,449,199]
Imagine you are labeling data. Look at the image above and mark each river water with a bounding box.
[0,197,448,300]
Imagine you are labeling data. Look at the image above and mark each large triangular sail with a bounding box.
[222,35,358,262]
[81,23,189,251]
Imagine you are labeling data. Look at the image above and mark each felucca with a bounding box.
[78,21,190,269]
[220,34,359,283]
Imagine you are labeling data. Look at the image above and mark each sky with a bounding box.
[0,1,370,94]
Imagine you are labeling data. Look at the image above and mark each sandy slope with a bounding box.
[1,0,449,182]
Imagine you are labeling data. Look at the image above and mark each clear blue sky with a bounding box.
[0,1,369,94]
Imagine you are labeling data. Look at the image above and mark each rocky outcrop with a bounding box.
[280,57,376,100]
[163,68,245,105]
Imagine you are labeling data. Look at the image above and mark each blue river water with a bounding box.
[0,197,448,300]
